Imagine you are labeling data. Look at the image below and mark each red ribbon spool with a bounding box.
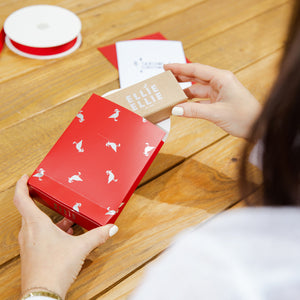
[9,36,78,56]
[3,5,82,59]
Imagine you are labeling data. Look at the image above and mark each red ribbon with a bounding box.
[9,36,78,56]
[0,27,5,53]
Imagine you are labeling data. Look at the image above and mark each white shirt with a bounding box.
[130,207,300,300]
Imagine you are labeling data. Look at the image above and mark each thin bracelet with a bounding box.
[21,287,63,300]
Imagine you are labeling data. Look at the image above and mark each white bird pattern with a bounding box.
[105,207,117,215]
[106,141,120,152]
[68,172,83,183]
[142,117,147,123]
[73,140,84,152]
[73,202,81,212]
[105,203,124,216]
[76,110,85,123]
[108,109,120,121]
[106,170,118,184]
[33,168,45,181]
[144,143,155,157]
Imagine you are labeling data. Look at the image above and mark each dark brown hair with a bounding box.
[240,1,300,205]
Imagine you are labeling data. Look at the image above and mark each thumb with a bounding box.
[172,102,222,123]
[14,174,46,220]
[80,224,119,253]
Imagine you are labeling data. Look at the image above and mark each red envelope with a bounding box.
[28,94,165,230]
[98,32,190,69]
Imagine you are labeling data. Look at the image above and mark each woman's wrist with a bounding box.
[20,287,63,300]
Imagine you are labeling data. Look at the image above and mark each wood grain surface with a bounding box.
[0,0,291,299]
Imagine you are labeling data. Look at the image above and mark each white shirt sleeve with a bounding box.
[130,207,300,300]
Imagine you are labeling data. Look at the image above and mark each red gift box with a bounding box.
[28,94,166,230]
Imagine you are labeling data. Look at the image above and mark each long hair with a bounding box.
[240,1,300,205]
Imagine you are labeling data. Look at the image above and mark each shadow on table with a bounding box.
[136,153,258,213]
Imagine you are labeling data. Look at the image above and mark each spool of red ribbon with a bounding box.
[4,5,82,59]
[9,36,78,56]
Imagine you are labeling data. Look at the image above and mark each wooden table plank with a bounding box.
[0,0,289,132]
[110,0,289,68]
[96,265,146,299]
[237,50,281,101]
[230,187,263,208]
[0,0,114,18]
[192,136,262,185]
[187,2,291,70]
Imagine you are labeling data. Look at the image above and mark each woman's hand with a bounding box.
[14,175,118,299]
[164,63,262,138]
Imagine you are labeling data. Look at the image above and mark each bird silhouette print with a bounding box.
[105,202,124,216]
[68,172,83,183]
[33,168,45,181]
[144,143,155,157]
[106,141,120,152]
[73,202,81,212]
[106,170,118,184]
[73,140,84,153]
[76,110,85,123]
[108,109,120,121]
[105,207,117,215]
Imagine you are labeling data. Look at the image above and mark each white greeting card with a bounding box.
[116,40,191,89]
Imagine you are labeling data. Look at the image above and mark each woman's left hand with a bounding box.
[14,174,118,299]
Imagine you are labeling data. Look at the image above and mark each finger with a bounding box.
[14,175,45,220]
[67,228,74,235]
[79,224,119,253]
[56,217,74,232]
[171,102,221,123]
[171,74,208,85]
[164,63,220,83]
[194,99,212,104]
[183,83,211,99]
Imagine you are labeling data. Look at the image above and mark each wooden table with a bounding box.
[0,0,291,299]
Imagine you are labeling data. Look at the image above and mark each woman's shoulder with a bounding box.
[131,207,300,300]
[176,206,300,255]
[195,206,300,234]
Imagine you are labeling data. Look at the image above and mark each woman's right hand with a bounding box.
[164,63,262,139]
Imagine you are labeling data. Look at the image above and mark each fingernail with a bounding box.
[63,218,73,226]
[172,106,184,116]
[109,225,119,237]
